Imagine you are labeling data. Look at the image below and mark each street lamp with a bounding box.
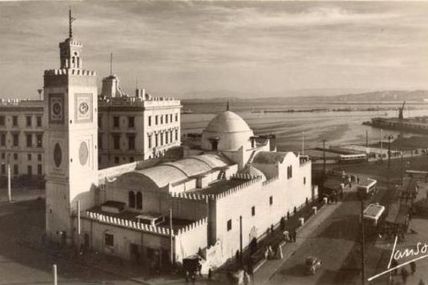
[385,135,394,170]
[6,153,12,203]
[357,188,368,285]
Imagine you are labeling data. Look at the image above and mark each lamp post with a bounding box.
[322,139,327,177]
[358,189,367,285]
[386,135,394,170]
[6,153,12,203]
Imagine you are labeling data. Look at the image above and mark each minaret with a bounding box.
[44,9,98,244]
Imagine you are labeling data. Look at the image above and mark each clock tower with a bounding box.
[44,10,98,244]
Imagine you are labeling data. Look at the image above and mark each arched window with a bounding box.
[136,192,143,210]
[129,191,136,208]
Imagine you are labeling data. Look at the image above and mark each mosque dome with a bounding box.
[201,111,254,151]
[205,111,252,133]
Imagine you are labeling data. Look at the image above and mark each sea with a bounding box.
[181,101,428,152]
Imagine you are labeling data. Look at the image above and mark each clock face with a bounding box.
[53,102,62,116]
[53,143,62,168]
[79,141,89,166]
[79,102,89,115]
[75,94,93,123]
[49,94,64,124]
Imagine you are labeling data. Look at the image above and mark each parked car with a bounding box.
[305,256,322,275]
[183,255,202,282]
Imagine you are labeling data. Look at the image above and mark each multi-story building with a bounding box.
[98,75,181,168]
[34,11,316,273]
[0,54,181,178]
[0,99,46,178]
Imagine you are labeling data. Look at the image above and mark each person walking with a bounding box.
[401,267,409,284]
[410,261,416,275]
[391,259,399,275]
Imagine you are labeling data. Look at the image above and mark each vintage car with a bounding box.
[183,255,202,282]
[305,256,322,275]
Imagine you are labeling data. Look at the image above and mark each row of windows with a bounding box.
[0,152,43,162]
[6,152,40,161]
[107,134,136,151]
[0,133,43,148]
[112,116,135,129]
[1,164,42,176]
[226,196,274,231]
[0,115,42,128]
[147,129,179,148]
[148,113,178,127]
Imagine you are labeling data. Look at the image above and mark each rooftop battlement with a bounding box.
[44,68,96,76]
[98,94,181,107]
[0,98,43,107]
[60,38,82,47]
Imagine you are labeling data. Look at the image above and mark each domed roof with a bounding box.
[205,111,252,133]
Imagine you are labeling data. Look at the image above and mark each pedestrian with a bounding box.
[264,246,269,260]
[247,259,254,277]
[391,259,399,275]
[410,261,416,275]
[401,267,409,284]
[243,270,251,285]
[291,229,296,242]
[357,176,360,184]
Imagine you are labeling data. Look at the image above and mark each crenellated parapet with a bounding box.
[176,217,208,236]
[262,175,279,186]
[84,211,171,236]
[170,192,209,201]
[215,177,262,200]
[231,173,261,181]
[44,68,96,76]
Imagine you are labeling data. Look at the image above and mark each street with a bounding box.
[265,185,390,285]
[0,199,140,285]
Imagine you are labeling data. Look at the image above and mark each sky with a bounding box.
[1,1,428,99]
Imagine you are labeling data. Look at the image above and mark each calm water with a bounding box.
[181,102,428,152]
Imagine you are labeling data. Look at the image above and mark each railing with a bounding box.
[262,176,279,186]
[84,211,171,236]
[215,177,262,200]
[176,217,208,235]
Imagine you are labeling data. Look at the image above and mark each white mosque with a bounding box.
[44,12,316,270]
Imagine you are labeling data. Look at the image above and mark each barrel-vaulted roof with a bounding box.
[128,153,232,189]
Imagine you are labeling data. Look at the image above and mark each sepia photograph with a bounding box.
[1,1,428,284]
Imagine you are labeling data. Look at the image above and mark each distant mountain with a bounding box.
[181,90,428,104]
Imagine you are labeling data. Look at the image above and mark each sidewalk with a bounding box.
[0,187,44,203]
[253,202,342,284]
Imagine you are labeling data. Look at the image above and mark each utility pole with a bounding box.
[239,215,243,264]
[76,200,81,256]
[302,131,305,155]
[7,153,12,203]
[169,208,174,265]
[387,135,393,170]
[365,130,368,147]
[322,139,326,177]
[380,129,383,162]
[360,195,366,285]
[53,264,57,285]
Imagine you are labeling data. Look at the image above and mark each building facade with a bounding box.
[98,76,181,168]
[0,46,181,179]
[8,12,316,272]
[80,109,315,270]
[0,99,46,178]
